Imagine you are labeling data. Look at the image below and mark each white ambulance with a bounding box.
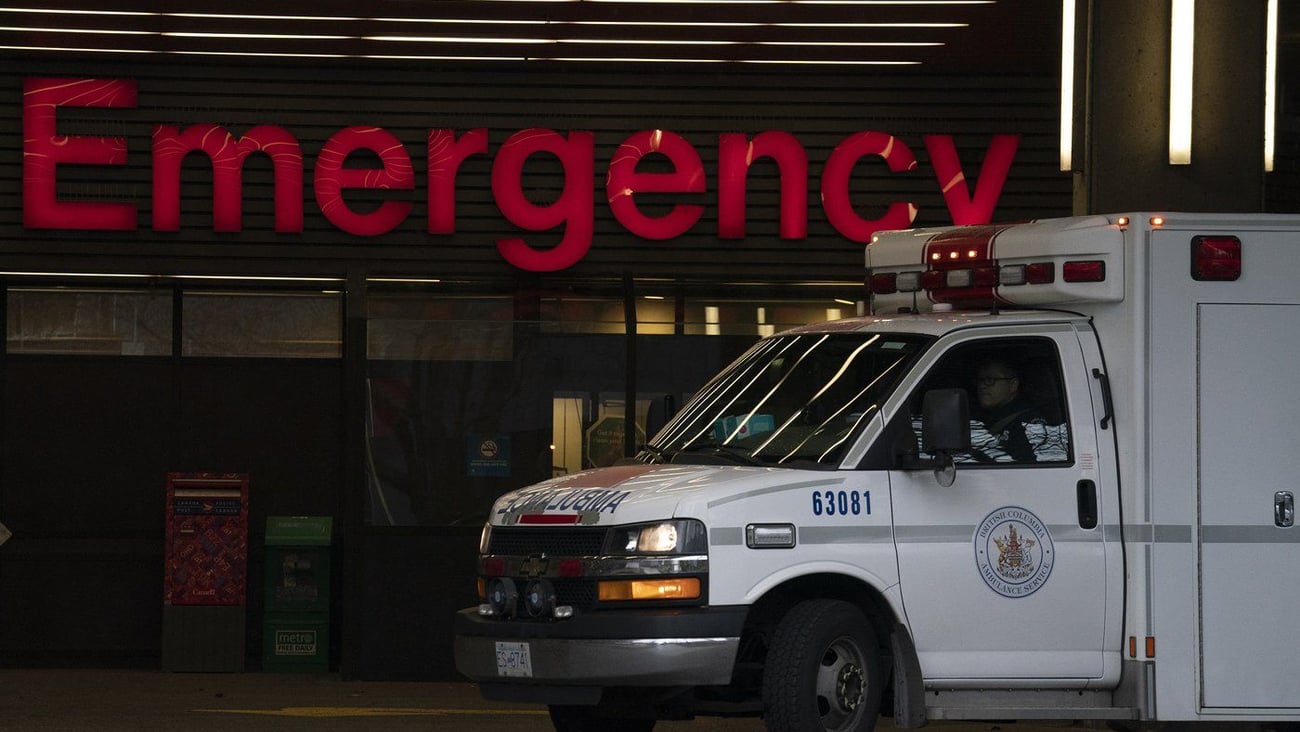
[453,213,1300,732]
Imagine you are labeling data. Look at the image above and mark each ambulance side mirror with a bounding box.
[921,389,971,487]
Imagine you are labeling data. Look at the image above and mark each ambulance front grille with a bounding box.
[486,527,606,557]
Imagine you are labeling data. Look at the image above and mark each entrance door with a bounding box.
[889,328,1111,682]
[1197,304,1300,709]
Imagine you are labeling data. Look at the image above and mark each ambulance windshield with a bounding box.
[645,332,929,468]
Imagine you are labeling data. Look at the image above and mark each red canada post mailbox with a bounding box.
[162,472,249,671]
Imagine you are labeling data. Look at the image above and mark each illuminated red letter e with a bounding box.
[23,78,137,230]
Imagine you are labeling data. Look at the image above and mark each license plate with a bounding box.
[494,641,533,678]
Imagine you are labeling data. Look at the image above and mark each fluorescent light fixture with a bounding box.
[175,51,349,58]
[374,18,549,25]
[163,32,351,40]
[559,38,738,45]
[365,35,554,44]
[570,20,966,28]
[362,54,522,61]
[552,38,934,49]
[0,273,344,283]
[544,56,727,63]
[1265,0,1278,172]
[0,7,155,16]
[0,44,156,53]
[546,57,921,65]
[774,22,967,27]
[744,59,921,65]
[168,13,362,21]
[754,41,942,47]
[0,26,153,34]
[1059,0,1075,171]
[173,275,343,282]
[582,0,988,4]
[1169,0,1194,165]
[0,271,154,278]
[474,0,990,2]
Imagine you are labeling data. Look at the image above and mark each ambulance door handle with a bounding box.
[1276,491,1294,528]
[1077,480,1098,530]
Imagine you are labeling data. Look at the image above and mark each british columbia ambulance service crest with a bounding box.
[974,506,1054,598]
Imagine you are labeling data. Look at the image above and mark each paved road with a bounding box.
[0,669,1092,732]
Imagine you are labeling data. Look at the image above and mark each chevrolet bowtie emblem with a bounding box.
[519,556,549,577]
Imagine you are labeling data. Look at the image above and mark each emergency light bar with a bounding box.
[866,215,1125,313]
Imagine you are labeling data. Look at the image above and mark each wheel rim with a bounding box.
[814,635,867,730]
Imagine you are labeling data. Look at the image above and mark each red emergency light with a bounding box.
[1191,236,1241,281]
[1063,260,1106,283]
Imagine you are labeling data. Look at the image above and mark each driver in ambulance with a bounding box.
[966,358,1066,463]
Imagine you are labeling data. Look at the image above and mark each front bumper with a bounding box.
[453,605,747,687]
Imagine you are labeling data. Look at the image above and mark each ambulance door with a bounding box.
[1196,303,1300,709]
[888,327,1110,683]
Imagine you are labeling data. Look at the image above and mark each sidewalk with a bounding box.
[0,670,542,732]
[0,669,1087,732]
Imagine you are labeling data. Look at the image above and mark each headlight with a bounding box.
[637,523,677,552]
[605,519,707,555]
[478,523,492,554]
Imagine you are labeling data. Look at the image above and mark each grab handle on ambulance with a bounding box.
[1276,491,1294,528]
[1091,368,1114,430]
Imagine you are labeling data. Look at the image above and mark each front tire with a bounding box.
[547,704,656,732]
[762,599,884,732]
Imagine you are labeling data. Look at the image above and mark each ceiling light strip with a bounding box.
[0,43,157,53]
[0,25,153,34]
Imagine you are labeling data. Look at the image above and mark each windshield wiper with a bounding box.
[679,442,768,466]
[638,444,672,463]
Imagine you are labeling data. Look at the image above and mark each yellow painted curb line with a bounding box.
[194,706,548,718]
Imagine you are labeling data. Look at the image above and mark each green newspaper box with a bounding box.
[262,516,332,672]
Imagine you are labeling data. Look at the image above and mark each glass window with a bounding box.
[551,393,661,474]
[6,287,172,356]
[364,298,631,526]
[681,297,860,336]
[907,338,1071,465]
[635,297,675,335]
[539,295,625,335]
[182,290,341,358]
[368,295,513,361]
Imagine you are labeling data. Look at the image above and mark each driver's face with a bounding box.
[976,366,1018,410]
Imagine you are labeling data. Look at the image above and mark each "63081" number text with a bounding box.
[812,490,871,516]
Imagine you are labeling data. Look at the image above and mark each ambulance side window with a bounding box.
[907,338,1071,466]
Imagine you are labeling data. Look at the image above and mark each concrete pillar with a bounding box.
[1079,0,1269,214]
